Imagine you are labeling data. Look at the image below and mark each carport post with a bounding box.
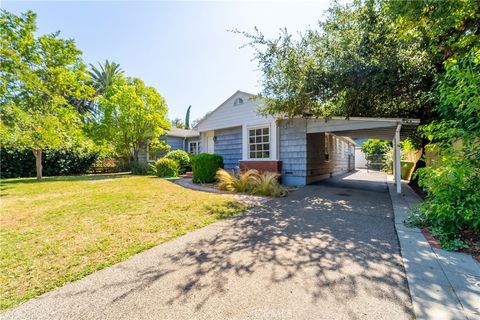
[395,124,402,194]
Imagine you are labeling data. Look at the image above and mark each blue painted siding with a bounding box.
[166,136,185,152]
[214,126,242,170]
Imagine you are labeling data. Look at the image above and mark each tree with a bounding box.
[238,0,433,120]
[89,60,123,96]
[414,43,480,247]
[94,75,170,165]
[0,10,94,179]
[185,105,191,129]
[171,118,185,128]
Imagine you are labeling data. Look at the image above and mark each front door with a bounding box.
[205,131,215,154]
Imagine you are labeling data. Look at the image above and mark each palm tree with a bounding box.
[89,60,123,96]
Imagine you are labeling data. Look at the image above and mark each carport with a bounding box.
[306,117,420,194]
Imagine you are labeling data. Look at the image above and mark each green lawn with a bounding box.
[0,174,245,310]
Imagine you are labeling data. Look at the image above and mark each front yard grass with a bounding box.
[0,174,246,310]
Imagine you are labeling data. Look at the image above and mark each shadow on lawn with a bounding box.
[50,172,413,318]
[0,173,132,197]
[0,172,131,185]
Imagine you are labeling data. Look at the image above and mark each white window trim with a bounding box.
[247,125,271,160]
[188,140,199,154]
[242,121,278,161]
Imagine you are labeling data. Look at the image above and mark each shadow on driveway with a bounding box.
[3,170,413,320]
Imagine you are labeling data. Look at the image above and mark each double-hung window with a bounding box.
[248,127,270,159]
[189,141,199,155]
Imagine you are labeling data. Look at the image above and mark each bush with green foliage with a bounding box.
[130,161,149,175]
[216,169,286,197]
[414,45,480,250]
[360,139,392,172]
[153,158,179,177]
[0,148,98,178]
[164,150,190,174]
[191,153,223,183]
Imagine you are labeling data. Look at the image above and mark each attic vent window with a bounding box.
[234,98,244,106]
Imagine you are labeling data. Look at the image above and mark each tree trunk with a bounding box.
[32,149,43,180]
[133,148,139,164]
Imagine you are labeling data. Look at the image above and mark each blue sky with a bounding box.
[3,1,332,122]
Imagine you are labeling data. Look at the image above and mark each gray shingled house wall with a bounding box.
[278,119,307,185]
[166,136,185,152]
[214,126,242,170]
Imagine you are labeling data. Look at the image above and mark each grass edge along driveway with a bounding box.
[0,174,246,310]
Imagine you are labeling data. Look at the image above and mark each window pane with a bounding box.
[263,144,269,151]
[263,151,270,158]
[249,129,255,137]
[256,129,262,135]
[249,137,255,143]
[257,144,263,151]
[262,128,269,135]
[262,135,269,143]
[250,152,255,158]
[255,136,261,143]
[250,145,256,151]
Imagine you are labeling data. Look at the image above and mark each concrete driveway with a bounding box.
[2,170,413,320]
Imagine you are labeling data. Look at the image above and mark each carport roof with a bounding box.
[306,117,419,140]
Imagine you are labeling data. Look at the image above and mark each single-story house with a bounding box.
[141,90,419,192]
[138,127,199,164]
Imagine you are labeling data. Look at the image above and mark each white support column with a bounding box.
[241,124,248,160]
[395,124,402,194]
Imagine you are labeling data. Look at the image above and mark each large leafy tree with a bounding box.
[171,118,186,128]
[93,75,170,164]
[0,10,94,179]
[239,0,433,119]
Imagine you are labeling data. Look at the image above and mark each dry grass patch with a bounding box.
[0,174,245,310]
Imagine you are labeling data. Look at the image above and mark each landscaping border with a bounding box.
[174,178,268,207]
[387,176,480,319]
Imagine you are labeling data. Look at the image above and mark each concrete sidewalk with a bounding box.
[387,178,480,320]
[2,170,412,320]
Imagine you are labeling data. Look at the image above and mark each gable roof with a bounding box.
[195,90,257,129]
[166,127,199,138]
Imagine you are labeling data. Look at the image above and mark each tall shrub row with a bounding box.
[0,148,98,178]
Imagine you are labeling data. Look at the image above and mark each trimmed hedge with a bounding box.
[164,150,190,174]
[154,158,179,177]
[191,153,223,183]
[0,148,98,178]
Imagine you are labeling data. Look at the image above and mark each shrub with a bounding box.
[360,139,392,172]
[130,161,149,175]
[216,169,287,197]
[154,158,179,177]
[0,147,98,178]
[216,169,258,192]
[164,150,190,174]
[251,171,287,197]
[191,153,223,183]
[414,46,480,250]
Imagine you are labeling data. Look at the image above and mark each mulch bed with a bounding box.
[421,227,480,263]
[460,229,480,263]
